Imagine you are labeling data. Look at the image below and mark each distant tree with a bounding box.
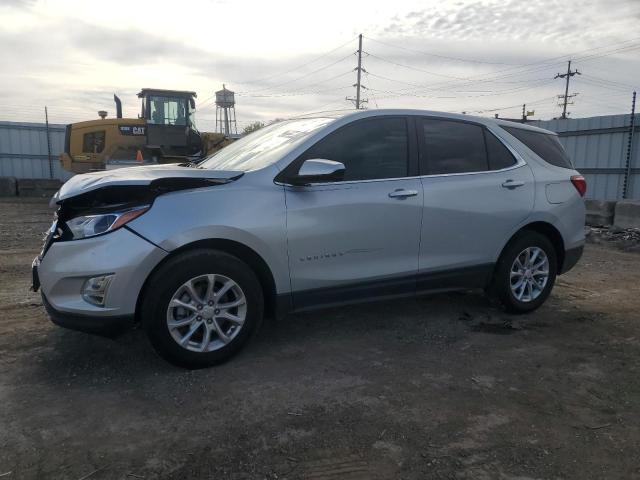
[243,121,265,135]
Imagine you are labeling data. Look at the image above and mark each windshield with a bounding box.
[148,96,187,126]
[199,117,333,171]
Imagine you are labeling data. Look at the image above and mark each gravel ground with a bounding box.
[1,198,639,479]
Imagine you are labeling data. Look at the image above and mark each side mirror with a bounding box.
[290,159,345,185]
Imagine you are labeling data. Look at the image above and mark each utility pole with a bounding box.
[555,60,580,119]
[44,106,53,179]
[622,91,637,199]
[346,34,368,109]
[355,34,362,109]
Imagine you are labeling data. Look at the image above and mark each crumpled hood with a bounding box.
[55,164,244,202]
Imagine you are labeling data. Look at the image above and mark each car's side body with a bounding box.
[38,109,585,332]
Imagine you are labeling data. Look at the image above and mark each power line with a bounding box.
[573,43,640,63]
[287,107,354,119]
[363,37,640,99]
[195,72,355,111]
[366,52,470,80]
[468,96,557,114]
[364,35,523,66]
[367,70,552,89]
[367,73,555,97]
[575,77,629,94]
[362,54,560,99]
[236,85,353,98]
[368,78,556,100]
[579,74,638,91]
[237,52,355,94]
[232,36,358,86]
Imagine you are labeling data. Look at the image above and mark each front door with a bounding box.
[283,116,423,310]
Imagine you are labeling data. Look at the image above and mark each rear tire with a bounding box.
[141,249,263,368]
[489,231,558,313]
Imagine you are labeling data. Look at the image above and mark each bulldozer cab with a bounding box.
[60,87,232,174]
[138,88,201,156]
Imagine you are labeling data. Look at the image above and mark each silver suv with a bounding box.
[33,110,586,367]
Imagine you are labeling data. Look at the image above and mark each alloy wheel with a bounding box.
[509,247,549,303]
[166,274,247,352]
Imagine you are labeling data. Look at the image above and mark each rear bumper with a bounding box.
[42,293,133,335]
[560,245,584,274]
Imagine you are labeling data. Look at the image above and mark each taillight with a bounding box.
[571,175,587,197]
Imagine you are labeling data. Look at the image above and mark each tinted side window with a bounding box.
[82,131,105,154]
[301,117,408,181]
[503,127,572,169]
[422,119,487,174]
[484,131,517,170]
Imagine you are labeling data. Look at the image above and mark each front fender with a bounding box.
[127,172,290,294]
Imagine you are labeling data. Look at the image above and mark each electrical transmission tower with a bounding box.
[346,34,368,109]
[555,60,581,119]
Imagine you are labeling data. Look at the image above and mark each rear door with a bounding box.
[283,116,423,309]
[417,117,535,290]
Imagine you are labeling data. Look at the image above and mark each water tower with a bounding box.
[215,84,237,137]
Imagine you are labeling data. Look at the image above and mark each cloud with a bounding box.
[65,23,205,66]
[0,0,638,126]
[377,0,639,44]
[0,0,36,9]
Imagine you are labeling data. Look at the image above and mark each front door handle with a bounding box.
[388,189,418,198]
[501,180,525,189]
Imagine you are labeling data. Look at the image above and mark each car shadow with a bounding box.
[25,288,554,387]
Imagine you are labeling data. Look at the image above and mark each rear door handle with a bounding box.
[501,180,525,189]
[388,189,418,198]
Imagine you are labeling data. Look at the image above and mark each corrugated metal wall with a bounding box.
[0,121,73,181]
[532,114,639,201]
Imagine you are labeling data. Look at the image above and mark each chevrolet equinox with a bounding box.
[33,110,586,367]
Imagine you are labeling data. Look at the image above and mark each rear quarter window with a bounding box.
[502,126,573,169]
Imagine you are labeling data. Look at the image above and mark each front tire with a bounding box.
[489,231,557,313]
[141,249,263,368]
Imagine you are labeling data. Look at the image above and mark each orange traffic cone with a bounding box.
[136,149,143,162]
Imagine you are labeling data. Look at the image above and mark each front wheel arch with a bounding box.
[135,239,278,322]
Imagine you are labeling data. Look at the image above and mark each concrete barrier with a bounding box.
[0,176,17,197]
[614,200,640,230]
[585,199,616,226]
[16,178,62,198]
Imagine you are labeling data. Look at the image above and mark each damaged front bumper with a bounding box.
[41,292,134,335]
[33,164,244,334]
[36,226,167,333]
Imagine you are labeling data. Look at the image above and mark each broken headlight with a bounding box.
[65,205,150,239]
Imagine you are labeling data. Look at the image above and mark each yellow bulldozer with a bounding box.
[60,88,234,173]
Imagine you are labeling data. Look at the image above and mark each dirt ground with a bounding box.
[1,198,639,480]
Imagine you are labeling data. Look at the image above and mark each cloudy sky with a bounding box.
[1,0,639,130]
